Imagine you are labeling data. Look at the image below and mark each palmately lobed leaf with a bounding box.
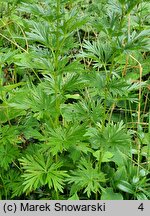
[68,158,106,197]
[19,154,68,193]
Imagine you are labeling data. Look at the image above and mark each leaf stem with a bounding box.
[54,0,61,126]
[129,54,143,175]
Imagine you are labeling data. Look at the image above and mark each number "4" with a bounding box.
[138,203,144,211]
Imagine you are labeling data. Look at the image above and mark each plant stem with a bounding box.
[129,54,143,175]
[54,0,61,200]
[129,55,142,125]
[54,0,61,126]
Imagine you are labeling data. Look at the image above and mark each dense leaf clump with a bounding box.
[0,0,149,200]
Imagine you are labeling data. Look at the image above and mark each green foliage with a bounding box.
[68,158,106,198]
[86,121,131,151]
[19,154,68,193]
[0,0,149,200]
[101,188,123,200]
